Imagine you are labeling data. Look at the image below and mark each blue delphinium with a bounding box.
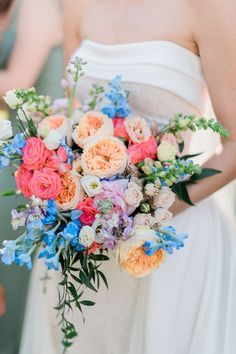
[60,222,79,243]
[0,240,17,265]
[144,226,188,256]
[60,139,74,165]
[45,254,60,271]
[42,199,59,225]
[9,133,26,155]
[26,219,44,241]
[17,253,32,270]
[101,75,131,118]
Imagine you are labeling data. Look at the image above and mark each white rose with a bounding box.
[124,182,143,208]
[144,183,158,197]
[154,208,173,226]
[157,141,177,162]
[79,226,95,247]
[80,175,102,197]
[3,90,23,109]
[0,120,13,140]
[43,130,63,150]
[153,187,176,210]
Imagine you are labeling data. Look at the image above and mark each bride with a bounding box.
[20,0,236,353]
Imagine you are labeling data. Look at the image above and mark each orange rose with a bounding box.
[56,171,84,211]
[118,227,165,277]
[72,111,114,148]
[81,137,128,178]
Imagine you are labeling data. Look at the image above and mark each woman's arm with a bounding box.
[63,0,85,67]
[0,0,62,96]
[172,0,236,214]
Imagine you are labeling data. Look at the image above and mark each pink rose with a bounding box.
[161,133,178,148]
[133,213,156,228]
[30,169,61,200]
[128,135,157,164]
[154,208,173,226]
[113,117,129,140]
[15,166,33,198]
[77,197,98,226]
[22,137,51,171]
[46,146,71,175]
[125,117,151,143]
[153,187,176,210]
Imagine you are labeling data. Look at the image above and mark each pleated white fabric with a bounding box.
[20,40,236,354]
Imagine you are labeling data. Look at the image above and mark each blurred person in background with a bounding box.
[0,0,63,353]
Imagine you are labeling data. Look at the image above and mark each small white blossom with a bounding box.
[79,226,95,247]
[0,120,13,140]
[81,176,102,197]
[3,90,23,109]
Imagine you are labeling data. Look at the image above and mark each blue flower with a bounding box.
[42,229,56,246]
[144,241,163,256]
[60,222,79,243]
[101,75,131,118]
[0,240,17,265]
[0,155,10,169]
[70,209,82,221]
[43,199,59,225]
[26,219,44,240]
[45,255,59,271]
[60,139,74,165]
[9,134,26,156]
[17,253,32,270]
[38,243,55,259]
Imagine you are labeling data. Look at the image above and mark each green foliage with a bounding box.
[56,249,109,351]
[87,84,105,110]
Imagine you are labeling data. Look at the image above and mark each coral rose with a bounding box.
[38,115,73,147]
[77,197,98,226]
[113,117,129,140]
[127,135,157,165]
[15,166,33,198]
[22,137,51,170]
[118,227,165,277]
[30,169,61,200]
[81,137,128,178]
[72,111,114,148]
[56,171,84,211]
[125,116,151,143]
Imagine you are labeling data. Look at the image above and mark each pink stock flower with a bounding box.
[46,146,71,175]
[15,166,33,198]
[113,117,129,140]
[94,180,128,215]
[22,137,51,171]
[30,169,61,200]
[77,197,98,226]
[127,135,157,164]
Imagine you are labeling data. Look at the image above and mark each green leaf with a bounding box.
[89,254,109,261]
[0,189,16,197]
[79,270,97,292]
[68,282,78,299]
[70,273,82,284]
[180,152,202,160]
[80,300,95,306]
[172,182,195,206]
[178,141,184,153]
[97,270,109,289]
[190,168,221,181]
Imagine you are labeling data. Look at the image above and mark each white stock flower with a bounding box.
[80,175,102,197]
[0,120,13,140]
[154,208,173,226]
[79,226,95,247]
[3,90,23,109]
[43,130,62,150]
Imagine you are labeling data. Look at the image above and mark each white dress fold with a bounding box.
[20,40,236,354]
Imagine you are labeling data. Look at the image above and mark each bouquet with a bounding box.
[0,58,228,350]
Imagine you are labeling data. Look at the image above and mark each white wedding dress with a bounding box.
[20,40,236,354]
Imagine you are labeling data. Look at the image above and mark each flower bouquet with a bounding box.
[0,58,228,350]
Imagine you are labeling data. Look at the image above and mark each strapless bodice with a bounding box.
[72,40,209,127]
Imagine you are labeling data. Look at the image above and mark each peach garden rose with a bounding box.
[72,111,114,148]
[81,137,128,178]
[56,171,84,211]
[118,226,165,277]
[38,115,73,147]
